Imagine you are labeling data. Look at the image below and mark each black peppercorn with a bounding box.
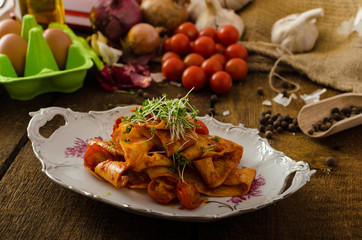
[257,87,264,95]
[265,131,273,139]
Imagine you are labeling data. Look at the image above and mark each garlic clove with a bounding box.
[271,8,324,53]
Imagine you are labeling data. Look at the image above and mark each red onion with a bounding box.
[90,0,142,42]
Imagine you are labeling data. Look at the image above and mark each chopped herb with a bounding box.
[109,140,115,147]
[200,146,205,152]
[124,138,130,142]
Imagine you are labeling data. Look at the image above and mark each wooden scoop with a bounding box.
[297,93,362,138]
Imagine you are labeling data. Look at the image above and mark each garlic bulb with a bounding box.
[188,0,252,21]
[221,0,253,11]
[195,0,244,38]
[271,8,324,53]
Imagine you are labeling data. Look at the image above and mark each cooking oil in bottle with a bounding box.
[16,0,65,25]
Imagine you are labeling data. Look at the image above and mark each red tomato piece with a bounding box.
[225,58,248,81]
[193,118,209,135]
[174,22,199,40]
[193,36,215,58]
[148,176,177,204]
[161,51,181,63]
[170,33,190,56]
[199,27,218,41]
[162,58,185,81]
[200,58,223,79]
[176,179,203,210]
[217,25,239,46]
[182,66,207,90]
[183,53,205,67]
[224,43,248,60]
[209,71,232,94]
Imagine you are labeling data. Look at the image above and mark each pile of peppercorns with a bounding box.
[308,105,362,135]
[259,110,299,138]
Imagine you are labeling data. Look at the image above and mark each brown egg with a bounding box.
[0,19,22,39]
[0,33,28,76]
[43,28,72,70]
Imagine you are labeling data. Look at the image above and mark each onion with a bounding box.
[124,23,161,55]
[140,0,189,33]
[90,0,142,42]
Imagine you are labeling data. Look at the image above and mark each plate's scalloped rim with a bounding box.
[27,106,316,222]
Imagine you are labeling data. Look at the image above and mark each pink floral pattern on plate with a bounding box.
[64,137,103,158]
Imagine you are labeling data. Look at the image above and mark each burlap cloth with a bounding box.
[238,0,362,93]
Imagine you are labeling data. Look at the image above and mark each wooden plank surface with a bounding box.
[0,70,361,240]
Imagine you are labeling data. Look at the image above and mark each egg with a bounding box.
[43,28,72,70]
[0,33,28,76]
[0,19,22,39]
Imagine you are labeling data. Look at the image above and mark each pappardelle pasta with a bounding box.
[84,92,256,209]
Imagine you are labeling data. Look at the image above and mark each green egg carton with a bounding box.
[0,15,104,100]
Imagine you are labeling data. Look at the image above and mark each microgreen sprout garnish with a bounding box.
[124,138,130,142]
[170,152,191,182]
[211,136,220,142]
[110,140,115,147]
[149,127,157,136]
[122,89,200,140]
[123,124,133,134]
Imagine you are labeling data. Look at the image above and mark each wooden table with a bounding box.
[0,65,361,239]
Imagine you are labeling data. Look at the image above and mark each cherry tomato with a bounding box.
[170,33,190,55]
[162,37,172,53]
[174,22,199,40]
[148,176,177,204]
[182,66,207,90]
[209,53,227,66]
[200,58,223,79]
[161,51,180,63]
[215,43,226,54]
[183,53,205,67]
[176,179,203,209]
[217,25,239,46]
[193,118,209,135]
[224,43,248,60]
[193,36,215,58]
[209,71,232,94]
[225,58,248,81]
[199,27,218,41]
[162,58,185,81]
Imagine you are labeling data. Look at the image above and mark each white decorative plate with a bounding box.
[27,106,315,222]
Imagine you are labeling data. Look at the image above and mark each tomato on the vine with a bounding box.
[170,33,190,55]
[174,22,199,40]
[225,58,248,81]
[209,71,232,94]
[193,36,215,57]
[183,53,205,67]
[224,43,248,60]
[201,58,223,78]
[217,25,239,46]
[162,57,185,81]
[182,66,207,90]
